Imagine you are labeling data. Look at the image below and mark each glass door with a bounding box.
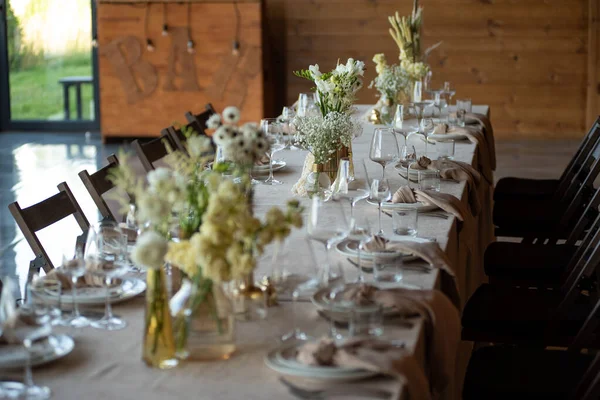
[0,0,99,131]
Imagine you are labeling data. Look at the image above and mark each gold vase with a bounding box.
[143,268,179,369]
[321,145,353,182]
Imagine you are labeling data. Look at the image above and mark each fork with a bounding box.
[279,377,392,399]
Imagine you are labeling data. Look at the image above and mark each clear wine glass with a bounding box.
[443,81,456,105]
[260,118,286,185]
[347,215,372,284]
[399,144,418,187]
[369,128,400,180]
[85,221,129,331]
[280,106,298,150]
[57,245,90,328]
[332,158,369,231]
[369,179,392,236]
[297,93,319,117]
[306,197,349,287]
[420,117,435,156]
[1,279,53,399]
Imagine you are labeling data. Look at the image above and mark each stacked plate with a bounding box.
[264,343,378,382]
[0,335,75,369]
[44,277,146,306]
[336,236,434,265]
[252,160,287,175]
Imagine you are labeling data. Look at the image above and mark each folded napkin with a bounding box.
[297,337,431,400]
[433,123,493,184]
[392,186,470,223]
[362,237,460,309]
[291,152,315,196]
[45,267,113,291]
[411,157,481,216]
[465,113,496,171]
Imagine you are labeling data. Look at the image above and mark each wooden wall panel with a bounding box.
[264,0,590,139]
[97,2,263,138]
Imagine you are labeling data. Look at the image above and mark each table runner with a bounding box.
[2,105,493,399]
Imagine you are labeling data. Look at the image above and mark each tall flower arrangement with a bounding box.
[369,53,411,104]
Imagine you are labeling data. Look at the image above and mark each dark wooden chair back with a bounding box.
[78,154,125,222]
[567,299,600,399]
[576,354,600,400]
[131,133,175,172]
[165,126,189,155]
[8,182,89,272]
[185,103,217,135]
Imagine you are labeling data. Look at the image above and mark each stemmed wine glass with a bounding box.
[297,93,319,117]
[260,118,286,186]
[306,197,349,286]
[347,215,372,284]
[85,221,129,330]
[369,128,400,180]
[443,82,456,105]
[0,277,53,399]
[369,179,392,236]
[399,144,418,187]
[56,246,90,328]
[280,106,298,150]
[332,158,369,231]
[420,117,435,156]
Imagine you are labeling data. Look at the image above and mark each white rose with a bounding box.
[131,231,168,269]
[222,106,241,124]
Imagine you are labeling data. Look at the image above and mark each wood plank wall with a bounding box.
[263,0,589,139]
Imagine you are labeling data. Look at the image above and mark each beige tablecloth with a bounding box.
[3,105,493,400]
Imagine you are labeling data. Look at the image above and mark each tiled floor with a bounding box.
[0,132,581,289]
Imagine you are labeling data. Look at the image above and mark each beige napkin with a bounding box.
[45,268,113,291]
[363,238,460,309]
[338,285,461,399]
[434,123,493,184]
[466,113,496,170]
[297,337,431,400]
[391,186,469,222]
[411,157,481,217]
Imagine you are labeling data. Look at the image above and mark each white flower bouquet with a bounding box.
[369,53,412,103]
[293,112,359,165]
[209,106,270,167]
[294,58,365,116]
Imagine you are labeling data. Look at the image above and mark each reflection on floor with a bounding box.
[0,132,581,292]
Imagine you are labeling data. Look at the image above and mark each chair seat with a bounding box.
[484,242,575,285]
[493,198,561,234]
[493,177,559,202]
[462,284,592,344]
[463,346,593,400]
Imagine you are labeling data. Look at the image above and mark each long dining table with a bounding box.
[2,105,493,399]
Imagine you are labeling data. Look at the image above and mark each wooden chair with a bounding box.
[8,182,89,272]
[494,116,600,202]
[494,119,600,241]
[484,184,600,287]
[461,221,600,346]
[78,154,127,222]
[463,295,600,399]
[131,133,175,172]
[184,103,217,135]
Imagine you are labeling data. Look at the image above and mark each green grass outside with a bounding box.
[9,53,94,121]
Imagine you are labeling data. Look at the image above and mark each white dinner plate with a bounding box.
[264,347,378,382]
[275,343,364,374]
[0,334,75,369]
[336,239,418,263]
[252,160,287,174]
[53,277,146,306]
[366,198,438,212]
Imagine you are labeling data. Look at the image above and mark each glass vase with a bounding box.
[305,164,332,201]
[143,268,179,369]
[171,277,236,361]
[379,96,396,126]
[228,272,268,321]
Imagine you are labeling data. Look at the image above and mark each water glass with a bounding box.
[28,278,62,325]
[373,255,403,284]
[392,209,418,237]
[350,304,384,337]
[437,140,455,160]
[456,99,472,127]
[393,104,404,128]
[418,169,441,192]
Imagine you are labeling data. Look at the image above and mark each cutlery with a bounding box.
[279,377,392,399]
[382,210,449,220]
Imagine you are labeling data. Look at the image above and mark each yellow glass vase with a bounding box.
[143,268,179,369]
